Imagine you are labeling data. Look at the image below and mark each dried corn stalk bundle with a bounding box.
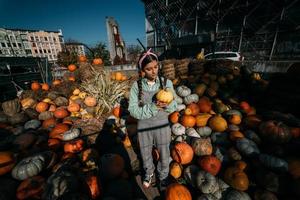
[78,62,104,81]
[80,69,129,119]
[51,80,79,98]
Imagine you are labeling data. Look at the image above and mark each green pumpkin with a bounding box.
[12,153,46,180]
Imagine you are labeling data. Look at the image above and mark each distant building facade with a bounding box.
[106,17,127,64]
[0,28,64,63]
[65,43,86,56]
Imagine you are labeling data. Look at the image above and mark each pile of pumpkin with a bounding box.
[0,55,135,199]
[159,66,300,199]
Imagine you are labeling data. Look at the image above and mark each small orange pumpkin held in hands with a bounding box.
[156,88,174,104]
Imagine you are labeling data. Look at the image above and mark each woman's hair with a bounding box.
[137,49,165,106]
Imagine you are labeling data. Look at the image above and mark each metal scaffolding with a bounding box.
[142,0,300,60]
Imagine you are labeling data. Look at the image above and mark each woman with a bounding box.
[128,49,177,190]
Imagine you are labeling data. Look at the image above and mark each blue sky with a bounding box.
[0,0,146,47]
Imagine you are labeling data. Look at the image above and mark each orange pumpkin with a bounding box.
[35,102,49,113]
[52,79,61,86]
[31,82,40,91]
[198,155,221,176]
[54,108,69,119]
[224,166,249,191]
[165,183,192,200]
[68,64,77,72]
[49,123,69,139]
[171,142,194,165]
[121,74,128,81]
[195,113,212,127]
[229,131,244,141]
[67,103,80,112]
[169,111,180,124]
[198,97,212,113]
[78,55,87,62]
[208,115,228,132]
[41,83,49,91]
[228,114,242,125]
[84,96,97,107]
[181,115,196,128]
[115,72,123,81]
[42,118,56,129]
[16,176,45,200]
[64,139,84,153]
[185,103,200,116]
[0,151,15,175]
[169,162,183,179]
[93,58,103,65]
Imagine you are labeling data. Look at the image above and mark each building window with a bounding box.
[18,43,22,47]
[43,49,47,53]
[13,43,17,47]
[34,49,38,53]
[49,55,53,59]
[1,43,5,47]
[44,37,48,41]
[26,50,31,54]
[31,36,34,41]
[32,43,36,47]
[35,36,39,41]
[53,37,56,42]
[39,49,42,53]
[48,49,51,53]
[0,50,2,54]
[7,43,11,47]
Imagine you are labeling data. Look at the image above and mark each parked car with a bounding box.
[204,51,244,62]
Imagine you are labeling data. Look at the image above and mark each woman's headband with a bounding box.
[138,48,158,68]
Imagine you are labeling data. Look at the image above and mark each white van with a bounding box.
[204,51,244,62]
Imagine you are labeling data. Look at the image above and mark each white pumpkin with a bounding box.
[176,104,186,112]
[174,95,183,104]
[62,128,80,141]
[196,126,212,137]
[186,128,200,138]
[176,85,191,97]
[196,170,218,194]
[183,94,199,105]
[174,135,186,142]
[171,123,186,136]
